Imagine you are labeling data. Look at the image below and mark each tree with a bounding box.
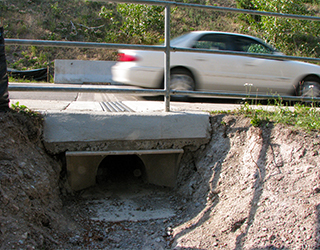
[237,0,320,57]
[100,4,165,44]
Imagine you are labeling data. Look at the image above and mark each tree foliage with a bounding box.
[100,4,165,44]
[236,0,320,57]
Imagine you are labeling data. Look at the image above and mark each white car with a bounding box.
[112,31,320,98]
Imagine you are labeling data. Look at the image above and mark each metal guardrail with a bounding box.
[94,0,320,21]
[5,0,320,110]
[5,39,320,63]
[8,84,320,102]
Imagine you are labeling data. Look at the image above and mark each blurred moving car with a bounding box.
[112,31,320,98]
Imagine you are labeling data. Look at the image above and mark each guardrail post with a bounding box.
[0,26,9,111]
[164,4,171,112]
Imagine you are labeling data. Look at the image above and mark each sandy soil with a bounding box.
[1,111,320,249]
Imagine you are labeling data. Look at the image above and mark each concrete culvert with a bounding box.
[66,149,183,190]
[96,155,146,185]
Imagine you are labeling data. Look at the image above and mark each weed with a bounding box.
[11,102,41,118]
[250,112,262,127]
[209,109,232,115]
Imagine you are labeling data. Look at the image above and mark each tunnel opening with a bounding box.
[96,155,147,185]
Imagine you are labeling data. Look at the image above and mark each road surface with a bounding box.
[8,82,243,113]
[8,82,143,102]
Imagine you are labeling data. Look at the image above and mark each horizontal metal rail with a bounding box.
[173,47,320,63]
[5,39,320,63]
[171,89,320,102]
[93,0,320,22]
[5,39,166,51]
[8,85,320,102]
[8,85,165,94]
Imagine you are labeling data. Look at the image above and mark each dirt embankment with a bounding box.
[0,111,320,249]
[0,111,65,248]
[175,115,320,249]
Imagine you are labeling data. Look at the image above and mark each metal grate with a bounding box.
[99,101,134,112]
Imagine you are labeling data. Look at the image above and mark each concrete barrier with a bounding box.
[54,59,116,84]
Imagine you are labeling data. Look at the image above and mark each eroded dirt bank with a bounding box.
[174,115,320,249]
[0,111,320,249]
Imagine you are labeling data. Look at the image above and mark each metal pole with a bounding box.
[164,4,171,112]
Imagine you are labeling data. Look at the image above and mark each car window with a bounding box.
[192,34,229,50]
[232,36,273,54]
[247,43,272,53]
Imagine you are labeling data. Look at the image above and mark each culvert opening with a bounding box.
[96,155,146,185]
[66,149,184,191]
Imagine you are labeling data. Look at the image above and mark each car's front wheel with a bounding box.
[298,76,320,98]
[169,69,195,99]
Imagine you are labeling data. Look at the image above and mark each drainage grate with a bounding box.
[99,101,134,112]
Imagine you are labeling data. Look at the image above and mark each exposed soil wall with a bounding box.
[0,111,320,249]
[0,111,65,249]
[174,115,320,249]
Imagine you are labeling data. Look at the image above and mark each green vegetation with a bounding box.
[1,0,318,68]
[11,102,42,118]
[236,0,320,58]
[210,101,320,131]
[2,0,318,72]
[99,4,165,44]
[8,76,53,83]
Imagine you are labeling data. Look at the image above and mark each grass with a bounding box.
[211,101,320,131]
[8,76,51,83]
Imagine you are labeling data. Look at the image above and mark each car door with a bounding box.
[230,36,292,95]
[190,34,247,92]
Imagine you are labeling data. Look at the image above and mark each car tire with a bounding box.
[298,76,320,98]
[170,69,195,100]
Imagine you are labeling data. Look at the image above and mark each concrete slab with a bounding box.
[123,100,241,113]
[66,101,103,111]
[122,101,164,112]
[81,183,176,222]
[43,111,210,143]
[90,195,175,222]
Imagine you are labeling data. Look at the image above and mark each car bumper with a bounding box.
[111,63,163,89]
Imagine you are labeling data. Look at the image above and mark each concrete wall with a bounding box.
[54,59,116,84]
[66,149,184,190]
[43,111,211,154]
